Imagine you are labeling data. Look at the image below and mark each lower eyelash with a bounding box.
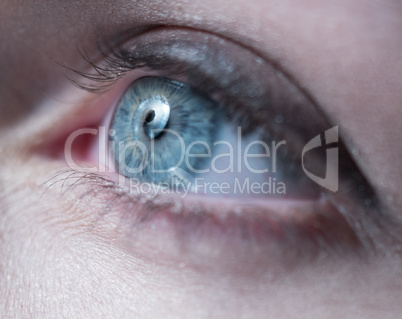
[43,168,368,272]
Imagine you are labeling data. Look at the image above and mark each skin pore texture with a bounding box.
[1,0,402,318]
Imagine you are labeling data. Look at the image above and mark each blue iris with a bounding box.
[110,77,220,185]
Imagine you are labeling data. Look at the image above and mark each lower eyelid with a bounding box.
[44,169,364,276]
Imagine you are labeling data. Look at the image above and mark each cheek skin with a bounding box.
[0,157,401,319]
[0,165,150,318]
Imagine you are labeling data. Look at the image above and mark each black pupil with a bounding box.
[145,110,156,124]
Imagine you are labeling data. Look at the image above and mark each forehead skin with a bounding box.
[0,0,401,318]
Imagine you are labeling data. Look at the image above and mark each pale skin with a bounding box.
[1,0,402,318]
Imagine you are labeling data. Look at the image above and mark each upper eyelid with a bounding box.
[67,28,326,127]
[65,27,339,164]
[64,28,330,153]
[63,25,328,144]
[62,25,304,97]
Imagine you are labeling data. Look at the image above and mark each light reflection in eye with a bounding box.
[110,76,218,184]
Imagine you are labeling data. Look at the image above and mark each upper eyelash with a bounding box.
[56,47,129,93]
[55,25,166,93]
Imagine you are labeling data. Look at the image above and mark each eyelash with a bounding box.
[43,167,366,260]
[63,29,375,199]
[45,27,396,262]
[63,48,128,94]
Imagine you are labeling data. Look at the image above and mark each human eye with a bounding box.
[44,26,382,272]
